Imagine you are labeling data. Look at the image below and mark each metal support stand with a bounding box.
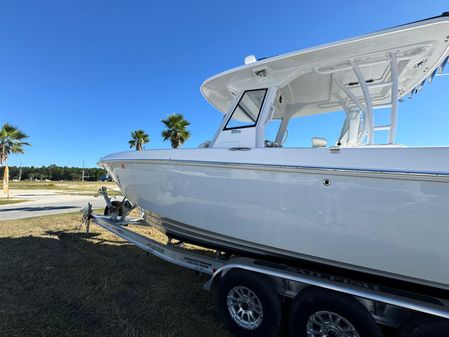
[79,202,92,234]
[97,187,135,222]
[98,186,113,209]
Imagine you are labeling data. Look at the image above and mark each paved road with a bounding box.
[0,189,109,220]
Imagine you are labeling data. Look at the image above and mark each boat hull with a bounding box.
[100,148,449,290]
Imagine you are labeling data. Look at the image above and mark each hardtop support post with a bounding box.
[334,78,369,143]
[351,61,374,145]
[256,87,278,148]
[334,78,368,116]
[389,53,399,144]
[274,112,295,145]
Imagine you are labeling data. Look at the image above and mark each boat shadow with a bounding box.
[0,230,238,337]
[0,229,395,337]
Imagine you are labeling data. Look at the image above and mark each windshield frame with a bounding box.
[223,88,268,131]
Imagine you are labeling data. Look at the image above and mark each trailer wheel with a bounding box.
[104,201,123,216]
[289,287,382,337]
[217,269,281,337]
[397,315,449,337]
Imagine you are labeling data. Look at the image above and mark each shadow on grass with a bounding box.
[0,230,394,337]
[0,231,234,337]
[1,205,79,212]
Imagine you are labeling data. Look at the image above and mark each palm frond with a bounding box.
[129,129,150,150]
[0,123,30,163]
[161,113,191,148]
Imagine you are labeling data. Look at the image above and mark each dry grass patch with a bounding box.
[0,199,28,205]
[0,212,394,337]
[0,212,235,337]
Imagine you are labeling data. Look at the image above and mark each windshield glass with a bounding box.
[225,89,267,129]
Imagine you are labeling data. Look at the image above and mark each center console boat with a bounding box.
[100,14,449,291]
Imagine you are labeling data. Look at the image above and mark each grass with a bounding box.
[0,199,28,205]
[8,180,121,196]
[0,211,235,337]
[0,212,395,337]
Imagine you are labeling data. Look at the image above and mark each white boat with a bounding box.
[100,14,449,291]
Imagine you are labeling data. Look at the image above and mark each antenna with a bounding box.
[244,55,257,65]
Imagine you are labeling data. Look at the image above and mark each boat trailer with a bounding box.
[80,187,449,337]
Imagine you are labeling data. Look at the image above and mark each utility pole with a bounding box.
[18,162,22,181]
[82,161,85,182]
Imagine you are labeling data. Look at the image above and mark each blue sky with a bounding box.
[1,1,448,167]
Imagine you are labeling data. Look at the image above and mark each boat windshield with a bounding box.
[224,89,267,130]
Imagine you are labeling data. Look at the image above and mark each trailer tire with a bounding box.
[289,287,382,337]
[217,269,281,337]
[104,201,123,216]
[397,315,449,337]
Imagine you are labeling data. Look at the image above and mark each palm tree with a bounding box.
[0,123,30,165]
[161,113,191,149]
[128,129,149,151]
[0,123,30,197]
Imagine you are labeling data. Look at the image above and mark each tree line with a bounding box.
[2,165,108,181]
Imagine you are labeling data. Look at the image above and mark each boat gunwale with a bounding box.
[99,158,449,183]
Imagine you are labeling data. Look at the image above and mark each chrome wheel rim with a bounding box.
[306,311,360,337]
[227,286,263,330]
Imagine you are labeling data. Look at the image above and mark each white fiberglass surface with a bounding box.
[105,159,449,287]
[100,146,449,175]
